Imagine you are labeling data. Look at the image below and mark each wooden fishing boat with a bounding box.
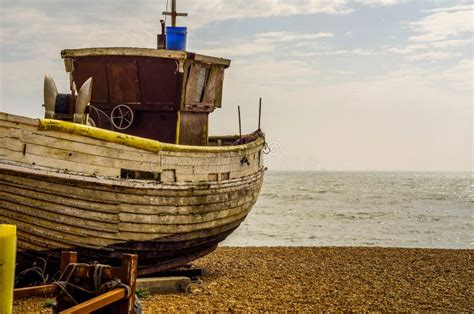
[0,3,265,276]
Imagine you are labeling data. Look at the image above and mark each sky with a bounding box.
[0,0,472,171]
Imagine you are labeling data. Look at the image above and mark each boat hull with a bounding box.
[0,113,264,276]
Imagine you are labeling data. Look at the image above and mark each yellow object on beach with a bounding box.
[38,119,264,154]
[0,224,16,314]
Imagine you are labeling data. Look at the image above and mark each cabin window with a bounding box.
[185,63,211,105]
[121,169,160,181]
[195,67,208,103]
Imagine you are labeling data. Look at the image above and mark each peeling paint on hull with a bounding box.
[0,112,264,275]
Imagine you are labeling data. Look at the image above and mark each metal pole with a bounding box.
[0,224,16,314]
[171,0,177,27]
[238,106,242,142]
[258,97,262,130]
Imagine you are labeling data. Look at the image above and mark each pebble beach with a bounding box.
[13,246,472,312]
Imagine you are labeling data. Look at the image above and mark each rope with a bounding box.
[15,257,50,286]
[263,141,271,155]
[53,263,85,305]
[52,262,133,305]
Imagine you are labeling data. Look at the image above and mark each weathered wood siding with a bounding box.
[0,112,264,261]
[0,113,264,183]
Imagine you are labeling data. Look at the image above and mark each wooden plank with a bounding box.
[38,119,264,154]
[117,207,252,234]
[0,179,262,216]
[0,181,256,225]
[61,47,187,61]
[202,66,223,106]
[0,182,119,218]
[185,63,201,105]
[60,47,231,67]
[0,118,39,131]
[23,131,159,163]
[1,138,163,173]
[192,54,231,68]
[1,136,261,181]
[116,216,246,244]
[0,211,120,249]
[117,201,253,228]
[60,288,126,314]
[0,149,119,177]
[0,179,260,217]
[60,251,77,273]
[1,114,263,156]
[117,193,256,217]
[0,167,264,204]
[0,191,119,232]
[0,168,261,206]
[0,192,257,244]
[34,128,160,155]
[0,198,119,237]
[14,285,58,299]
[0,112,40,126]
[16,237,54,251]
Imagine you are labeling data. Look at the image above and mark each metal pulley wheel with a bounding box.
[111,104,134,130]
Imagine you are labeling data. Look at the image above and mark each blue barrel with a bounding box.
[166,26,187,51]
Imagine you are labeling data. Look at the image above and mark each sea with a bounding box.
[223,171,473,249]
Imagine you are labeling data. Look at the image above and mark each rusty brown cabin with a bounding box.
[60,48,231,146]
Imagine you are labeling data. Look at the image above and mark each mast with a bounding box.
[163,0,188,27]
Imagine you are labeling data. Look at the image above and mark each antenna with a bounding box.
[163,0,188,27]
[258,97,262,130]
[238,106,242,143]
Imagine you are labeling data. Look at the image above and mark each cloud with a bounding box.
[183,0,354,25]
[405,51,462,62]
[428,58,474,91]
[423,4,474,13]
[408,5,473,42]
[0,1,471,171]
[255,32,334,43]
[384,4,473,62]
[355,0,407,6]
[386,38,471,61]
[384,58,473,92]
[199,31,334,57]
[290,48,378,57]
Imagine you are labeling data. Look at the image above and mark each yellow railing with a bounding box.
[0,225,16,314]
[39,119,264,154]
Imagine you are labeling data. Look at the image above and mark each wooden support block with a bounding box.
[59,288,126,314]
[137,276,191,294]
[60,251,77,273]
[153,268,203,278]
[13,251,139,314]
[118,254,138,314]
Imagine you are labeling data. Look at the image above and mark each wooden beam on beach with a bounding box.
[137,276,191,294]
[152,268,203,278]
[14,251,138,314]
[14,284,58,299]
[59,288,127,314]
